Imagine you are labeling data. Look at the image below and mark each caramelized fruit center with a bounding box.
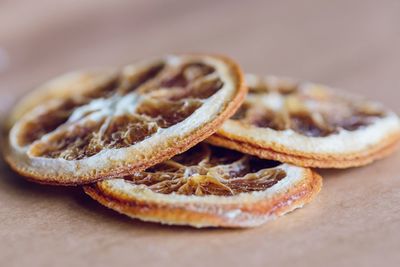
[234,82,385,137]
[123,144,285,196]
[23,60,223,160]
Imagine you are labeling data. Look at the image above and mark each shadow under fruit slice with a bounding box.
[84,143,322,228]
[208,74,400,168]
[5,54,246,185]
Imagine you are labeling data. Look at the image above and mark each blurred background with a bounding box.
[1,0,399,115]
[1,1,400,266]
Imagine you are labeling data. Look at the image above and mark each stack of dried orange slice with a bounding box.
[4,54,400,228]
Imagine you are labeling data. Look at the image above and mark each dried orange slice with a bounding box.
[84,143,322,228]
[5,54,246,185]
[208,75,400,168]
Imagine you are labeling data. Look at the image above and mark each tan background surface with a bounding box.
[1,1,399,266]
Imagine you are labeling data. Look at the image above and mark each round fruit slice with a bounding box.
[208,75,400,168]
[5,54,246,185]
[84,143,322,228]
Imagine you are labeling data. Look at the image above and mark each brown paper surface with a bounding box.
[1,1,399,266]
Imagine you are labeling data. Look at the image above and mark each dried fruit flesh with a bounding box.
[6,55,246,184]
[84,143,321,228]
[235,76,386,137]
[208,75,400,168]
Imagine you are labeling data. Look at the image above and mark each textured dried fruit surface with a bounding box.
[17,60,224,159]
[122,144,286,196]
[84,143,320,228]
[6,54,245,184]
[234,76,386,137]
[209,75,400,168]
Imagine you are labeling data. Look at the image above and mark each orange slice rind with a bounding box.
[84,143,322,228]
[208,74,400,168]
[5,54,246,185]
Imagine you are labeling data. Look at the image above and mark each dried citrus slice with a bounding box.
[84,143,322,228]
[5,54,246,185]
[208,75,400,168]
